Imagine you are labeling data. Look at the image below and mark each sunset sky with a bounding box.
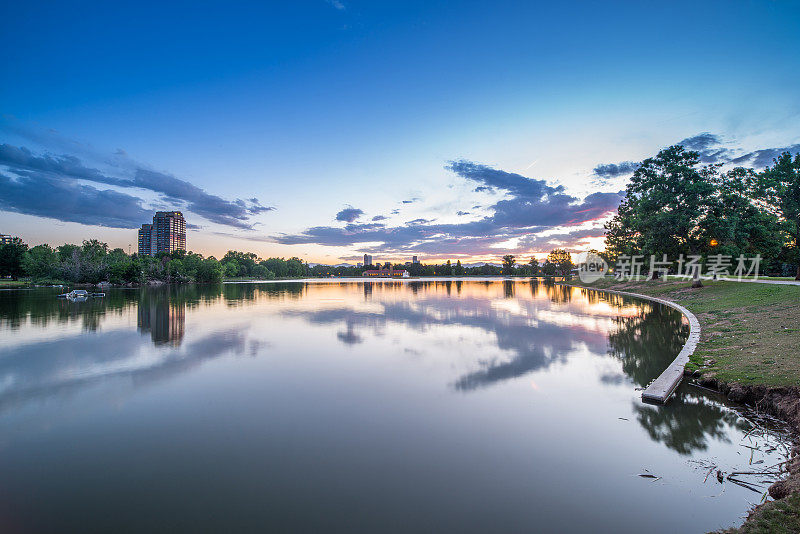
[2,1,799,264]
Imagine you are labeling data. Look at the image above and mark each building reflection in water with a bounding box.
[137,291,186,346]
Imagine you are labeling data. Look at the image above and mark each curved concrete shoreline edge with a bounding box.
[563,284,701,405]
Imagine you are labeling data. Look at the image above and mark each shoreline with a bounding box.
[564,279,800,532]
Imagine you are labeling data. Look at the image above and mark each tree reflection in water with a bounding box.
[633,388,743,455]
[596,288,750,455]
[604,295,689,388]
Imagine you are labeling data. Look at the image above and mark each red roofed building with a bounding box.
[362,268,410,278]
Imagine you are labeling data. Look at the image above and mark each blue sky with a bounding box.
[1,0,799,263]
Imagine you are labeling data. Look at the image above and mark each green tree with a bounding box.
[180,252,203,281]
[758,152,800,279]
[604,145,717,286]
[167,259,188,282]
[501,255,516,275]
[0,238,28,279]
[197,257,224,283]
[222,251,259,277]
[541,260,557,276]
[453,259,464,276]
[73,239,111,283]
[107,247,128,264]
[528,257,539,276]
[546,249,573,277]
[23,244,58,280]
[263,258,289,278]
[223,260,240,278]
[252,264,275,279]
[606,146,715,262]
[444,260,453,276]
[701,167,783,264]
[286,257,306,277]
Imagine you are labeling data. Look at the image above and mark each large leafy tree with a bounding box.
[222,251,259,277]
[605,145,715,263]
[23,244,58,280]
[0,238,28,279]
[528,257,539,275]
[757,152,800,279]
[701,167,783,262]
[546,249,573,276]
[443,260,453,276]
[501,254,516,275]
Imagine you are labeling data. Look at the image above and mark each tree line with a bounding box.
[604,147,800,279]
[0,238,578,284]
[0,240,309,285]
[308,250,574,278]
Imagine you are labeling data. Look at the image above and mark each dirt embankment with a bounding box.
[700,377,800,499]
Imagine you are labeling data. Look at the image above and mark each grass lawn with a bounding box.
[719,492,800,533]
[0,280,30,288]
[568,278,800,387]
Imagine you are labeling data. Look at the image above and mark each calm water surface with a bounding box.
[0,280,789,533]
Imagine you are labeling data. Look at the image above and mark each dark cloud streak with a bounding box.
[0,171,151,228]
[0,144,272,229]
[732,143,800,168]
[593,161,639,179]
[335,207,364,222]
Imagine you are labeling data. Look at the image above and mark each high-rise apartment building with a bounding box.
[138,224,154,255]
[363,254,373,266]
[137,212,186,255]
[153,211,186,253]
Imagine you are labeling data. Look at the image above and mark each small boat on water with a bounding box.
[57,290,105,301]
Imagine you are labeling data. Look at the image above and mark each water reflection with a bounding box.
[284,297,601,390]
[0,280,788,533]
[137,290,186,346]
[0,281,771,461]
[0,325,252,415]
[0,282,686,401]
[282,283,668,392]
[606,297,690,387]
[0,285,260,415]
[634,388,742,455]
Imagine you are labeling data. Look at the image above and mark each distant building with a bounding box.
[138,211,186,256]
[362,268,410,278]
[412,256,419,264]
[138,224,154,255]
[0,234,15,245]
[363,254,373,266]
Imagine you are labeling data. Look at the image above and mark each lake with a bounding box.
[0,280,789,532]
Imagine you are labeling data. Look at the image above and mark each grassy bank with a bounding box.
[568,278,800,386]
[0,280,31,288]
[719,491,800,533]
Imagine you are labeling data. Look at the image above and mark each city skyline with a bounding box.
[1,1,799,263]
